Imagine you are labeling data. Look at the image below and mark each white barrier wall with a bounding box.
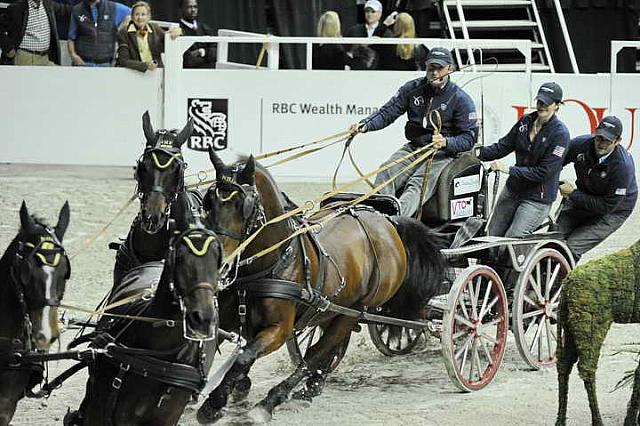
[0,65,638,182]
[0,66,163,166]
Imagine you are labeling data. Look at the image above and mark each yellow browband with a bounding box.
[216,188,239,202]
[151,151,182,169]
[182,235,216,257]
[25,241,61,266]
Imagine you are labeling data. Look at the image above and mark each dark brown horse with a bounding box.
[0,201,71,426]
[197,151,445,423]
[70,191,222,426]
[113,111,193,286]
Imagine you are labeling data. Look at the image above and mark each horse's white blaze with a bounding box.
[39,265,55,343]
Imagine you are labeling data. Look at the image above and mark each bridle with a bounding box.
[165,226,222,342]
[8,227,69,352]
[135,135,186,209]
[204,178,265,243]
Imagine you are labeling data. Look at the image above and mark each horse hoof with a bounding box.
[248,405,272,423]
[291,388,313,402]
[196,401,225,425]
[232,377,252,402]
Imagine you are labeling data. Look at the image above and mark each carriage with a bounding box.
[287,151,575,392]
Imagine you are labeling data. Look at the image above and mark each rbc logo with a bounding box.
[187,98,228,151]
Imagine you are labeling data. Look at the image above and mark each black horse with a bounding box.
[197,152,445,423]
[0,201,71,426]
[113,111,193,286]
[70,190,222,426]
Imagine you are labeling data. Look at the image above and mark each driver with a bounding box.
[349,47,477,217]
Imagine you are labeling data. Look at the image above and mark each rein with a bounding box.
[221,144,438,271]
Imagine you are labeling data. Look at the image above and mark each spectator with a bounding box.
[68,0,131,67]
[557,116,638,261]
[312,11,350,70]
[349,47,478,217]
[346,0,392,69]
[179,0,216,69]
[396,0,432,39]
[1,0,72,65]
[378,12,427,71]
[116,1,166,72]
[477,82,570,244]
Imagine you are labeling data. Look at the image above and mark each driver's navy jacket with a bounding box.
[478,112,570,205]
[564,135,637,215]
[360,78,477,156]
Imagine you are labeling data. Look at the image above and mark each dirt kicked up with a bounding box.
[1,164,639,426]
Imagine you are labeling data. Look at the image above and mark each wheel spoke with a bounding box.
[523,294,539,309]
[458,292,471,321]
[479,337,493,365]
[537,317,545,360]
[455,314,475,329]
[473,340,484,381]
[479,296,499,323]
[550,285,563,305]
[544,259,552,300]
[469,339,478,382]
[522,309,545,319]
[524,317,538,340]
[471,277,481,321]
[479,330,498,345]
[478,281,493,321]
[482,316,503,328]
[528,274,543,302]
[455,333,474,361]
[545,318,554,359]
[453,328,471,340]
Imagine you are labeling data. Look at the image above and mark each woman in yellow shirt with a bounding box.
[116,1,167,72]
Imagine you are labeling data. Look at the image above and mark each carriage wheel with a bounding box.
[512,248,571,369]
[442,265,508,392]
[286,325,349,373]
[368,323,426,356]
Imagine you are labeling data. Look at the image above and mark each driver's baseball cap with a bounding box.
[426,47,453,67]
[535,82,563,106]
[594,116,623,141]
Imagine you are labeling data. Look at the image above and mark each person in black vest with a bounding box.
[557,116,638,261]
[1,0,72,65]
[67,0,131,66]
[179,0,216,69]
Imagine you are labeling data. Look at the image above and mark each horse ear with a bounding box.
[142,111,156,146]
[19,201,36,235]
[174,118,193,148]
[55,201,70,241]
[239,155,256,185]
[208,146,225,177]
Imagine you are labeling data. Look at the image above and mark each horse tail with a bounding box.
[384,216,447,320]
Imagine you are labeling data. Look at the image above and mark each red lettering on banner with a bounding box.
[562,99,600,131]
[512,105,528,121]
[625,108,637,150]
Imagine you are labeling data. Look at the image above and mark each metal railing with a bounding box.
[197,32,534,72]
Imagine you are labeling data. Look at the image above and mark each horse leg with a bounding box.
[249,316,358,421]
[292,332,352,401]
[0,373,29,426]
[0,396,18,426]
[556,326,578,426]
[624,361,640,426]
[197,323,291,424]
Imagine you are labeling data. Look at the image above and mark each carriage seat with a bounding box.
[522,231,566,241]
[319,192,400,216]
[421,151,483,225]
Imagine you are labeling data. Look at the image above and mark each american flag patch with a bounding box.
[552,145,565,157]
[616,188,627,195]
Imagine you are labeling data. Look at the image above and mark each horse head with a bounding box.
[135,111,193,234]
[202,149,265,255]
[166,191,221,341]
[12,201,71,351]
